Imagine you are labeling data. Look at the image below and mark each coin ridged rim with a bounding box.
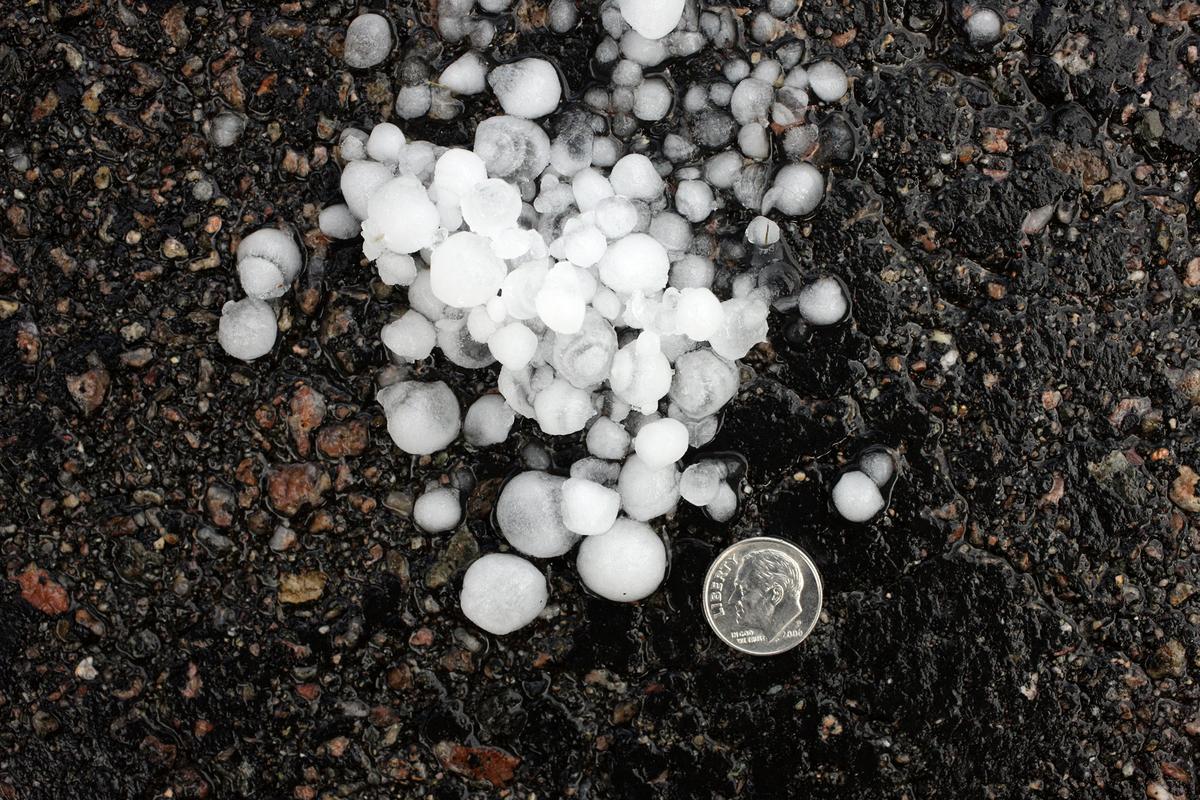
[702,536,824,656]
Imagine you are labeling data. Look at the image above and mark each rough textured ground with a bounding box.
[2,1,1199,798]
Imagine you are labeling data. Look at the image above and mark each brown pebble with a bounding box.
[66,366,111,415]
[267,463,331,516]
[287,385,327,457]
[316,420,369,458]
[1169,466,1200,513]
[15,566,70,616]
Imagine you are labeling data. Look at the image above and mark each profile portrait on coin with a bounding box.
[732,548,805,642]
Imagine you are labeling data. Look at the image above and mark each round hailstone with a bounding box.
[832,470,886,522]
[706,481,738,522]
[463,394,516,446]
[366,177,441,254]
[381,310,437,361]
[377,380,461,455]
[473,116,553,182]
[572,168,615,211]
[319,204,360,240]
[710,297,770,360]
[343,13,393,69]
[745,215,781,247]
[796,276,849,326]
[461,178,523,235]
[859,449,896,487]
[366,122,405,162]
[577,518,667,601]
[807,60,848,102]
[551,310,618,389]
[608,153,664,200]
[237,228,302,299]
[561,477,621,536]
[488,322,538,369]
[598,233,670,294]
[460,554,548,635]
[675,180,716,223]
[487,58,562,119]
[218,298,276,361]
[376,252,418,286]
[594,196,640,239]
[535,263,587,334]
[431,232,507,308]
[618,0,685,40]
[238,256,290,300]
[633,418,690,469]
[413,487,462,533]
[680,462,723,506]
[633,78,673,121]
[676,288,724,341]
[439,51,489,95]
[669,348,739,419]
[617,454,681,521]
[564,225,608,267]
[496,471,580,558]
[433,148,489,200]
[609,332,674,414]
[340,159,393,219]
[965,7,1003,46]
[533,378,597,435]
[586,417,631,459]
[762,163,824,216]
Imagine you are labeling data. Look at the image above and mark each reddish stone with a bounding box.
[316,420,368,458]
[66,367,110,415]
[287,385,327,457]
[267,463,331,516]
[15,566,69,615]
[433,742,521,787]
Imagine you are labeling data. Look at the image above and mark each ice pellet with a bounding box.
[376,252,417,286]
[460,554,548,635]
[413,487,462,533]
[237,228,302,300]
[488,58,562,119]
[473,116,552,182]
[576,518,667,601]
[859,449,896,487]
[218,298,277,361]
[598,233,670,294]
[762,163,824,216]
[675,180,716,223]
[462,394,515,446]
[706,481,738,522]
[608,153,664,200]
[377,380,461,455]
[363,177,440,254]
[488,322,538,369]
[343,14,393,69]
[832,470,886,522]
[561,477,622,536]
[633,79,673,121]
[496,471,580,557]
[534,378,597,435]
[319,204,360,240]
[680,462,723,506]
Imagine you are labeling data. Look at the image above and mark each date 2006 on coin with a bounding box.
[702,537,823,656]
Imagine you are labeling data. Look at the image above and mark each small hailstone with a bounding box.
[460,554,548,635]
[709,296,769,360]
[586,417,631,459]
[576,518,667,601]
[570,457,622,487]
[431,232,507,308]
[675,180,716,223]
[621,30,669,66]
[434,148,489,201]
[488,322,538,369]
[463,394,516,446]
[965,8,1003,46]
[564,225,608,267]
[633,418,690,469]
[382,310,437,361]
[796,277,849,326]
[534,378,597,435]
[609,332,674,413]
[807,60,848,102]
[738,123,771,160]
[319,204,360,240]
[859,449,896,487]
[497,471,580,557]
[745,215,781,247]
[730,78,774,125]
[561,478,622,536]
[549,0,579,32]
[762,163,824,216]
[413,487,462,533]
[208,112,245,148]
[343,13,393,69]
[535,263,588,334]
[676,288,724,341]
[461,178,523,235]
[633,79,673,121]
[598,233,669,294]
[376,252,418,286]
[377,380,461,455]
[488,58,562,119]
[608,153,664,200]
[832,470,886,522]
[218,298,276,361]
[670,254,716,289]
[648,212,692,253]
[680,462,724,506]
[572,168,616,211]
[474,116,552,182]
[618,0,685,40]
[706,481,738,522]
[366,122,405,162]
[439,51,489,95]
[617,454,681,521]
[395,85,432,119]
[237,228,302,300]
[594,196,640,239]
[669,348,738,418]
[478,0,514,11]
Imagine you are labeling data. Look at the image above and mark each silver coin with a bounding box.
[702,537,823,656]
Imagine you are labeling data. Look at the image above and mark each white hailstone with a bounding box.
[535,263,587,334]
[570,457,622,487]
[434,148,489,200]
[463,394,516,446]
[648,212,692,253]
[377,380,461,455]
[709,296,769,360]
[478,0,514,11]
[339,128,369,161]
[364,177,440,253]
[586,416,631,459]
[431,231,507,308]
[730,78,774,124]
[395,85,432,119]
[487,322,538,369]
[745,215,781,247]
[376,252,418,286]
[501,259,548,320]
[670,254,716,289]
[439,321,497,369]
[488,58,562,119]
[551,310,618,388]
[797,277,849,326]
[633,78,673,121]
[208,111,245,148]
[680,462,724,506]
[676,288,724,341]
[382,310,437,361]
[474,116,552,182]
[965,7,1002,46]
[577,518,667,601]
[461,178,523,235]
[496,471,580,557]
[617,454,681,521]
[561,477,622,536]
[572,168,616,211]
[549,0,579,32]
[738,123,771,160]
[534,378,597,435]
[598,233,669,294]
[343,13,393,68]
[460,554,548,635]
[439,51,489,95]
[617,0,685,40]
[706,481,738,522]
[319,204,360,240]
[413,487,462,533]
[669,348,739,419]
[762,163,824,216]
[608,153,664,200]
[633,418,690,469]
[594,196,640,239]
[832,470,886,522]
[705,151,744,189]
[564,225,608,267]
[592,288,623,320]
[609,332,674,413]
[218,298,277,361]
[675,180,715,223]
[620,30,669,67]
[236,228,302,300]
[859,449,896,487]
[366,122,405,162]
[807,60,848,102]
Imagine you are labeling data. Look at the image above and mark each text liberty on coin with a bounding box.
[703,537,823,656]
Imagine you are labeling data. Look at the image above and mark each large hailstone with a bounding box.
[618,0,685,40]
[576,518,667,601]
[363,177,440,254]
[496,471,580,558]
[460,554,548,635]
[430,232,508,308]
[487,58,562,119]
[376,380,461,455]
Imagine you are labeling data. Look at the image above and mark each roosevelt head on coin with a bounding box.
[732,548,805,642]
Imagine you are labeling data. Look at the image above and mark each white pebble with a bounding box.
[496,471,580,557]
[618,0,685,40]
[832,470,886,522]
[218,298,276,361]
[460,554,548,635]
[413,487,462,533]
[463,394,516,446]
[377,380,461,455]
[576,518,666,601]
[797,277,849,326]
[488,58,562,119]
[807,60,848,102]
[343,13,393,69]
[762,163,824,216]
[633,418,690,468]
[561,477,622,536]
[431,232,507,308]
[382,310,437,361]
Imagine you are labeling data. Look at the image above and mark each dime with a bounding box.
[702,537,823,656]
